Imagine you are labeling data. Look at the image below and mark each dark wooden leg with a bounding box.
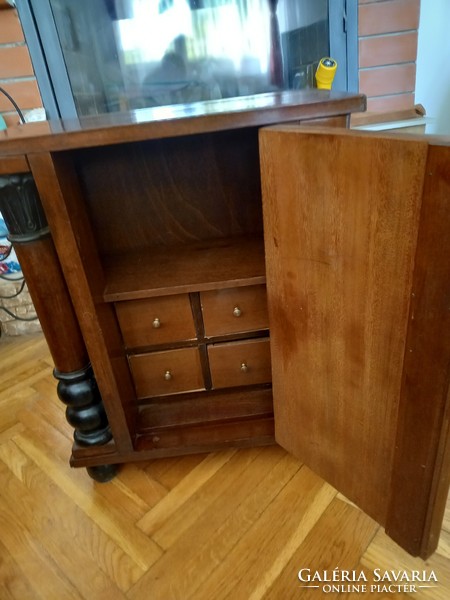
[54,365,111,446]
[86,464,119,483]
[0,173,117,480]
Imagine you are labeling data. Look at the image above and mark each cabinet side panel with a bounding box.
[260,128,427,524]
[386,145,450,557]
[28,151,136,453]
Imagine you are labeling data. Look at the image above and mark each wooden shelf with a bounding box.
[103,235,266,301]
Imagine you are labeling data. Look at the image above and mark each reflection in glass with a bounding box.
[49,0,329,116]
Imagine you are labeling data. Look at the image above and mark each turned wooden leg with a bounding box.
[54,365,112,445]
[0,173,117,481]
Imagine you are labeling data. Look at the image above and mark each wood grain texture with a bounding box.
[135,416,275,456]
[262,497,378,600]
[115,294,197,349]
[260,126,428,524]
[201,284,269,336]
[103,236,266,301]
[129,347,204,399]
[0,154,29,175]
[2,92,364,478]
[11,237,88,373]
[74,129,263,255]
[0,91,366,157]
[0,333,448,599]
[137,387,273,432]
[362,529,450,600]
[28,151,137,452]
[386,145,450,557]
[208,338,272,389]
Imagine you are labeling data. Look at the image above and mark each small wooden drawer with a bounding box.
[208,338,271,389]
[201,285,269,336]
[129,347,204,399]
[115,294,196,348]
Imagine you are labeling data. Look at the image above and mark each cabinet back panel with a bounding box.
[72,128,263,255]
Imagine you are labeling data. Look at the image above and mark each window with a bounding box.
[16,0,357,118]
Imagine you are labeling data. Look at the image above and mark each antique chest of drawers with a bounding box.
[0,91,365,474]
[1,90,449,558]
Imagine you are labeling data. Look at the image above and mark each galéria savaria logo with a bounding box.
[297,568,439,594]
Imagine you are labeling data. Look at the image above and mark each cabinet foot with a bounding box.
[86,463,119,482]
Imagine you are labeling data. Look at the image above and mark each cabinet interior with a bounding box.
[63,124,274,453]
[71,126,266,299]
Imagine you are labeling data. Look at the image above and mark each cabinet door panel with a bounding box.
[260,126,450,558]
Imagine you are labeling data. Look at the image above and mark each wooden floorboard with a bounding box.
[0,332,448,599]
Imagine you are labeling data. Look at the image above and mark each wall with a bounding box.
[358,0,420,113]
[0,1,42,126]
[415,0,450,130]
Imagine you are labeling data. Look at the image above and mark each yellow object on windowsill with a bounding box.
[315,58,337,90]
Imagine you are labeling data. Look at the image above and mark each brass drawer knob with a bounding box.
[240,362,249,373]
[164,370,172,381]
[152,317,161,328]
[233,306,242,318]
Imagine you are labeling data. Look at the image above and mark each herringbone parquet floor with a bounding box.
[0,332,449,599]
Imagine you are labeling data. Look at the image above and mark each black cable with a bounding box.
[0,85,26,124]
[0,273,24,281]
[0,305,38,322]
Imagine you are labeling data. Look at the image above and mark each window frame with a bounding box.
[16,0,358,119]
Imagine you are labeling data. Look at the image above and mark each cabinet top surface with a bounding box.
[0,90,365,157]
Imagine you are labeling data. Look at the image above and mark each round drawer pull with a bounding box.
[240,362,249,373]
[164,370,172,381]
[152,317,161,329]
[233,306,242,318]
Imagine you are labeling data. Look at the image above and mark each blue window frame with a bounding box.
[16,0,358,119]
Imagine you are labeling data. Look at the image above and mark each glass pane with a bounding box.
[49,0,329,116]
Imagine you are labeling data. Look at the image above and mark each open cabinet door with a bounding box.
[260,125,450,559]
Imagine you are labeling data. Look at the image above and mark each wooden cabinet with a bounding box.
[2,91,350,469]
[2,90,449,559]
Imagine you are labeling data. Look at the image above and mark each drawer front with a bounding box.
[208,338,271,389]
[129,347,204,398]
[201,285,269,336]
[115,294,196,348]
